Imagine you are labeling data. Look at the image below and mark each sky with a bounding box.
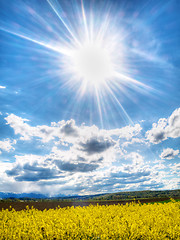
[0,0,179,196]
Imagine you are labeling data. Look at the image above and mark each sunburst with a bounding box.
[0,0,154,126]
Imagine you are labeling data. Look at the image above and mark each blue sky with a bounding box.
[0,0,179,196]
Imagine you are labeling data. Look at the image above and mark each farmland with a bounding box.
[0,200,179,239]
[0,189,180,211]
[0,197,180,211]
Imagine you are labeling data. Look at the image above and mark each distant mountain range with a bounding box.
[0,189,179,200]
[0,192,48,199]
[0,191,102,200]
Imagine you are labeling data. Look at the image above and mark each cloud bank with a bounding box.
[1,108,179,195]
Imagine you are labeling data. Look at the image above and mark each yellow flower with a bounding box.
[0,200,179,239]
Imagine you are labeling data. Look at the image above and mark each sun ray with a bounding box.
[114,72,153,90]
[81,0,89,41]
[96,13,111,44]
[46,0,81,46]
[104,82,134,125]
[0,27,69,56]
[95,87,104,128]
[0,0,159,127]
[89,10,94,42]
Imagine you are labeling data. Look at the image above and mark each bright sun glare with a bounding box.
[0,0,154,135]
[70,42,114,88]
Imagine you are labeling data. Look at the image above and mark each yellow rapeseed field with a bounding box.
[0,200,179,239]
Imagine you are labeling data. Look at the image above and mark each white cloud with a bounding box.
[4,148,153,196]
[2,112,179,195]
[2,148,176,195]
[169,163,180,176]
[160,148,179,160]
[107,124,142,140]
[5,114,55,142]
[5,140,116,183]
[5,114,142,149]
[146,108,180,144]
[125,152,144,166]
[0,86,6,89]
[0,139,16,153]
[122,137,146,148]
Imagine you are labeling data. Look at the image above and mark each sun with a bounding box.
[69,42,115,88]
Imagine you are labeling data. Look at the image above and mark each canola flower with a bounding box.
[0,200,179,239]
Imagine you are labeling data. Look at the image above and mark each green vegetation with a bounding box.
[90,189,180,201]
[0,189,179,202]
[146,198,180,204]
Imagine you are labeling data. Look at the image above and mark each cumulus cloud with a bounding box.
[4,112,179,195]
[0,139,16,153]
[122,138,146,148]
[78,152,156,193]
[80,162,159,194]
[4,114,141,163]
[54,160,99,172]
[110,167,151,181]
[78,137,115,155]
[5,114,142,144]
[125,152,144,165]
[3,148,172,195]
[146,108,180,144]
[6,155,61,182]
[2,114,152,193]
[5,114,56,142]
[4,114,91,144]
[107,124,142,140]
[51,146,110,165]
[7,165,60,182]
[60,119,79,137]
[5,146,104,182]
[169,163,180,176]
[160,148,179,160]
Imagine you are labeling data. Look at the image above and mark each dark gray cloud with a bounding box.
[6,163,60,182]
[79,137,114,155]
[163,153,173,159]
[60,120,78,137]
[6,154,100,183]
[54,160,99,172]
[146,124,167,144]
[152,132,165,143]
[39,127,54,136]
[6,166,20,176]
[15,168,59,182]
